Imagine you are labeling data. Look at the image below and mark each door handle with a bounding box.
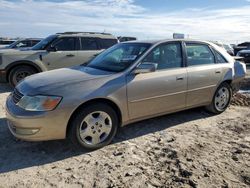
[176,76,184,81]
[66,54,75,57]
[215,70,221,74]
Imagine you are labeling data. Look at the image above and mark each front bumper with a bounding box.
[0,69,7,82]
[6,95,69,141]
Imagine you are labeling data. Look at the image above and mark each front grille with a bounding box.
[12,89,24,104]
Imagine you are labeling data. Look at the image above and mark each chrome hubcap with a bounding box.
[79,111,112,145]
[215,87,230,111]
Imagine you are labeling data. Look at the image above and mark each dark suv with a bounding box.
[234,42,250,55]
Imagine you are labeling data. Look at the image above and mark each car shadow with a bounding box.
[0,83,12,93]
[0,107,213,174]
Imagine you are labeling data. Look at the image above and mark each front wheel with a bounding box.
[206,82,232,114]
[8,65,36,87]
[69,103,118,150]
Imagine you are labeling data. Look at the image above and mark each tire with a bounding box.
[69,103,118,150]
[206,82,232,114]
[8,65,37,87]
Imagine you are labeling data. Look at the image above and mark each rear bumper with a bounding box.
[0,69,7,82]
[232,61,247,92]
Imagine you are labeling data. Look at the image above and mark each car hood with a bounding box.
[17,66,114,95]
[0,48,40,55]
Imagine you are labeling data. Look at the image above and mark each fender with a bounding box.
[4,60,45,82]
[5,60,43,73]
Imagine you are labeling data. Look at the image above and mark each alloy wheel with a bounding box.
[214,86,230,111]
[14,71,32,83]
[79,111,112,145]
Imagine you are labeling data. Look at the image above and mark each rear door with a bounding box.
[185,42,223,107]
[127,42,187,119]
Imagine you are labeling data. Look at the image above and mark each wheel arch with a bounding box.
[5,60,42,82]
[222,79,232,86]
[66,98,122,138]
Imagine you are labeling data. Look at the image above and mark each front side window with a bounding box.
[142,43,182,70]
[31,40,41,46]
[52,37,75,51]
[186,43,215,66]
[86,43,151,72]
[32,35,57,50]
[81,38,98,50]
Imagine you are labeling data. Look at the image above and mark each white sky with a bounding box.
[0,0,250,44]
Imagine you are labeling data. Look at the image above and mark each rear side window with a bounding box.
[52,37,75,51]
[100,39,117,49]
[186,44,215,66]
[214,50,228,63]
[81,38,98,50]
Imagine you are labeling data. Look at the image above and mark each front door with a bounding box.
[42,37,81,70]
[127,42,187,120]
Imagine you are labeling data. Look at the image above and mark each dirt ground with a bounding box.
[0,78,250,188]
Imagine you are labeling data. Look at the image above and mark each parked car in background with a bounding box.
[6,39,246,149]
[222,44,234,56]
[118,36,137,42]
[0,32,118,86]
[211,41,234,56]
[0,39,16,48]
[230,44,236,49]
[0,38,42,50]
[237,49,250,64]
[233,42,250,55]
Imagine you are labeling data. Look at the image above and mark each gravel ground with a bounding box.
[0,83,250,188]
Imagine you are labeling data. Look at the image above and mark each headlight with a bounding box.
[17,95,62,111]
[236,52,241,57]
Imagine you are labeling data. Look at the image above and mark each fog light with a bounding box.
[9,123,39,135]
[15,127,40,135]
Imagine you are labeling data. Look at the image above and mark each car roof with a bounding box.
[56,32,117,39]
[17,38,43,41]
[122,39,215,46]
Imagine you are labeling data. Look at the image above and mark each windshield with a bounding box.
[32,35,57,50]
[86,43,151,72]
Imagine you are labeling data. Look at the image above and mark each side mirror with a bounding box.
[133,63,157,74]
[47,45,57,52]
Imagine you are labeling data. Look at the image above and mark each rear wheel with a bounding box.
[69,103,118,150]
[8,65,37,87]
[206,82,232,114]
